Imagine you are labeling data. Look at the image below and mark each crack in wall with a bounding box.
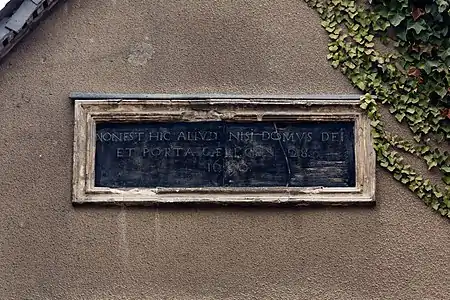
[273,122,292,187]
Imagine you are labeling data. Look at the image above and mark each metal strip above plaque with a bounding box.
[71,94,375,205]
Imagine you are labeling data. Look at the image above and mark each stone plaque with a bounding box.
[72,94,375,204]
[95,121,355,188]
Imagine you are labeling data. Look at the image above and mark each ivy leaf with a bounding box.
[329,34,339,40]
[426,60,439,70]
[329,45,338,52]
[321,20,330,27]
[390,13,405,26]
[411,7,425,21]
[439,26,448,37]
[395,113,405,122]
[409,183,419,192]
[442,108,450,119]
[419,60,440,74]
[444,176,450,185]
[437,0,450,13]
[401,177,410,184]
[397,29,407,41]
[370,120,380,127]
[407,19,427,34]
[406,107,415,114]
[356,80,366,90]
[438,47,450,60]
[407,67,421,78]
[434,191,443,198]
[345,61,356,69]
[394,173,402,181]
[435,86,448,98]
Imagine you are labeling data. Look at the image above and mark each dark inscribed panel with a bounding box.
[95,121,356,188]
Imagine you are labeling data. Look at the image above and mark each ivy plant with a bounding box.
[305,0,450,217]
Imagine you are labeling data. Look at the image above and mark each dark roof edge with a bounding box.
[0,0,60,61]
[0,0,23,19]
[70,93,371,101]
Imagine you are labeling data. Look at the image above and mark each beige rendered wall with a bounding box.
[0,1,449,299]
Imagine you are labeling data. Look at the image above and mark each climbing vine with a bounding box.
[305,0,450,216]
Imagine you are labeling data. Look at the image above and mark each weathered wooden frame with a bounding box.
[71,94,375,205]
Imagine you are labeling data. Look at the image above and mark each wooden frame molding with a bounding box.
[72,94,375,205]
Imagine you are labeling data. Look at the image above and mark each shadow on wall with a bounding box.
[73,202,376,213]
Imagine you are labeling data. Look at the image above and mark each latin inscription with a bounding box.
[95,121,355,188]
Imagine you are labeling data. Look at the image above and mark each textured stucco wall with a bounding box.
[0,1,449,299]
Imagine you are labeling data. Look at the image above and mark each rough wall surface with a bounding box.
[0,0,449,299]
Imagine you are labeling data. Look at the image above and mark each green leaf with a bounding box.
[444,176,450,185]
[356,80,366,90]
[345,61,356,69]
[365,35,374,42]
[437,0,449,13]
[390,14,405,26]
[407,19,427,34]
[397,30,407,41]
[328,45,338,52]
[321,20,330,27]
[406,107,415,114]
[420,146,430,154]
[401,177,410,184]
[333,27,342,34]
[432,202,440,210]
[370,120,380,127]
[438,47,450,60]
[434,191,443,198]
[409,183,419,192]
[329,34,339,40]
[395,113,405,122]
[435,86,448,98]
[428,161,438,169]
